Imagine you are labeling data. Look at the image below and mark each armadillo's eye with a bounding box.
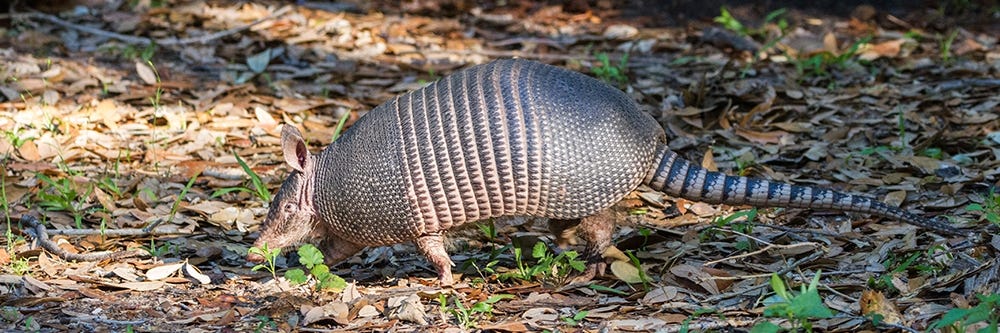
[284,203,296,212]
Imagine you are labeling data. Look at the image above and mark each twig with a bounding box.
[20,215,149,262]
[703,229,820,266]
[641,316,757,333]
[45,227,191,236]
[0,6,293,46]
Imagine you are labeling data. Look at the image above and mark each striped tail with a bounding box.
[643,146,964,236]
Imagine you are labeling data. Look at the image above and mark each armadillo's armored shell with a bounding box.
[313,59,665,246]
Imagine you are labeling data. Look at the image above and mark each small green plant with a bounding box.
[714,7,746,35]
[143,238,172,257]
[714,7,790,72]
[871,247,949,292]
[702,208,757,249]
[582,284,625,296]
[2,158,14,254]
[166,172,199,226]
[437,293,513,329]
[465,220,511,281]
[735,156,757,177]
[284,244,347,292]
[417,67,441,85]
[921,147,944,159]
[637,227,652,249]
[95,176,122,198]
[792,36,871,78]
[477,220,499,245]
[145,61,163,109]
[940,29,959,62]
[139,43,157,62]
[858,145,892,156]
[752,272,834,333]
[591,52,629,86]
[35,173,93,229]
[23,315,36,332]
[330,111,351,142]
[967,189,1000,226]
[500,242,586,284]
[248,242,281,279]
[1,127,34,150]
[212,152,271,201]
[254,315,277,333]
[96,150,129,199]
[930,293,1000,332]
[562,310,588,326]
[7,257,30,276]
[624,250,652,291]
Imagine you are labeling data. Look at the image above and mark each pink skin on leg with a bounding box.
[573,209,617,282]
[416,233,455,286]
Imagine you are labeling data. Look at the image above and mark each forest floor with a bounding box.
[0,1,998,332]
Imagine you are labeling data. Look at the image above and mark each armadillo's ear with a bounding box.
[281,124,310,172]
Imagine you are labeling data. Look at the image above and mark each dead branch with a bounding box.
[45,227,191,236]
[20,215,149,262]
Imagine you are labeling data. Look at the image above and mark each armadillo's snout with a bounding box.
[246,239,273,263]
[246,252,266,263]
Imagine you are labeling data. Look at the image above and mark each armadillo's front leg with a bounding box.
[318,235,364,267]
[574,209,616,282]
[416,233,455,286]
[548,219,581,248]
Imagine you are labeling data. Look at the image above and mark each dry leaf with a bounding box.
[859,39,905,60]
[184,262,212,284]
[734,128,790,145]
[701,148,718,172]
[884,190,907,207]
[135,61,157,85]
[146,262,184,280]
[387,294,427,325]
[641,286,679,305]
[859,290,902,324]
[670,264,719,294]
[302,301,350,326]
[610,260,644,284]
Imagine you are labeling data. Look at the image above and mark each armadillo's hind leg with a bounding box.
[416,233,456,286]
[573,209,617,282]
[548,218,580,248]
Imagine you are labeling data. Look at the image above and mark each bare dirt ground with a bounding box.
[0,0,998,332]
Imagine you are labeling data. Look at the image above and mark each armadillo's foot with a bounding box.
[575,208,617,280]
[416,233,456,286]
[570,261,608,284]
[548,218,581,248]
[318,236,364,267]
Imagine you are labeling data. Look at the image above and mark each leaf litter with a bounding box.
[0,1,997,332]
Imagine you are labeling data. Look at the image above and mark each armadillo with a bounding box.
[248,59,962,285]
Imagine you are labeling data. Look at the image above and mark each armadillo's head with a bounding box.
[247,125,321,263]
